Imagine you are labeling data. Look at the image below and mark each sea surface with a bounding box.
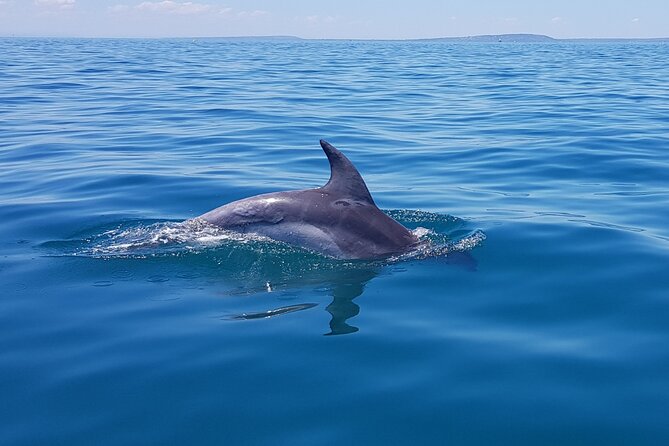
[1,38,668,445]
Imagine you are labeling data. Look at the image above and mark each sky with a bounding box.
[1,0,667,39]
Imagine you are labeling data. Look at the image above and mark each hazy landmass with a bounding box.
[7,34,666,42]
[417,33,556,42]
[206,33,553,42]
[200,34,667,42]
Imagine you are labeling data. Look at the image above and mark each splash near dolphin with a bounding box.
[197,140,421,259]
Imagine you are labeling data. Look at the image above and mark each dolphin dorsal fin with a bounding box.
[319,140,375,204]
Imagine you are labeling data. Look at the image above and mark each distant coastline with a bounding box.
[3,33,669,42]
[179,33,669,42]
[417,33,555,42]
[416,33,669,42]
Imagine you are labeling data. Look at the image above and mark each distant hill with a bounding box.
[418,33,556,43]
[194,34,669,43]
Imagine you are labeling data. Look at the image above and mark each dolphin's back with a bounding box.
[198,141,419,259]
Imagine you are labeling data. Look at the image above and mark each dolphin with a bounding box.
[197,140,420,260]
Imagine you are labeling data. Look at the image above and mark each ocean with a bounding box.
[1,37,668,445]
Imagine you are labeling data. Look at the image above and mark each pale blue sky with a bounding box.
[1,0,667,39]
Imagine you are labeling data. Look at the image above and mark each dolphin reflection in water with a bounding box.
[223,252,475,336]
[228,266,378,335]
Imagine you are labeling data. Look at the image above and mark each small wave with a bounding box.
[52,219,277,259]
[385,209,486,261]
[388,227,486,262]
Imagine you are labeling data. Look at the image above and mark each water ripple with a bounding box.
[2,38,669,446]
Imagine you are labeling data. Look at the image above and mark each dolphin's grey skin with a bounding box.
[198,140,420,259]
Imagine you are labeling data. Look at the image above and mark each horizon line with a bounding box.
[2,33,669,41]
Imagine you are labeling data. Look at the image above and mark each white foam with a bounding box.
[73,212,486,261]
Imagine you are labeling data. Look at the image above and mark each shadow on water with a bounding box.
[40,210,485,335]
[209,249,477,336]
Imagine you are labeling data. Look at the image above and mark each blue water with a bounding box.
[1,38,669,445]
